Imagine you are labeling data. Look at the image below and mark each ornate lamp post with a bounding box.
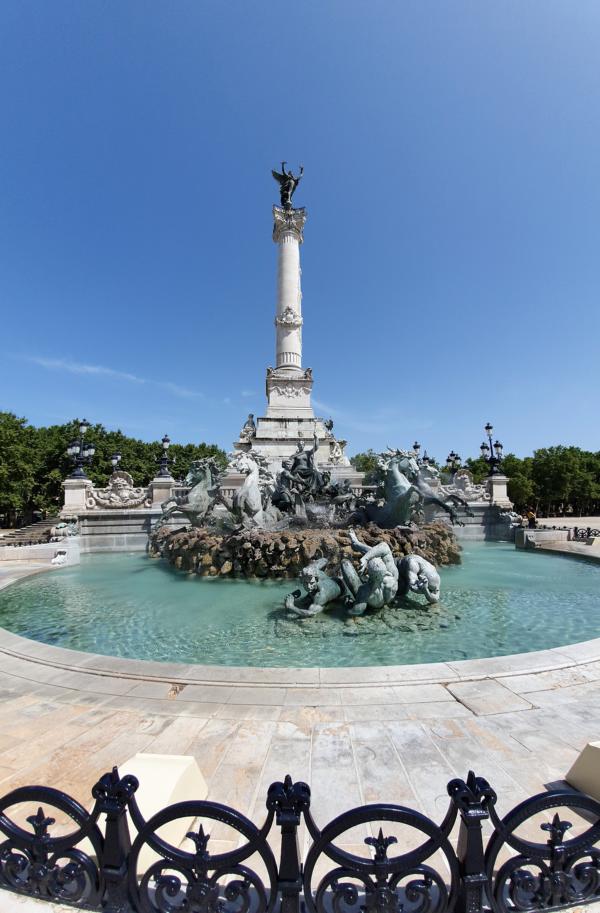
[446,451,462,474]
[110,451,122,472]
[67,419,95,479]
[156,434,173,479]
[413,441,431,467]
[480,423,504,476]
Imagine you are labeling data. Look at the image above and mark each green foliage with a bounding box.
[352,444,600,515]
[529,446,600,515]
[0,412,227,523]
[463,456,490,484]
[350,449,381,483]
[0,413,38,521]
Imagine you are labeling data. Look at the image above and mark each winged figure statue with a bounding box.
[272,161,304,209]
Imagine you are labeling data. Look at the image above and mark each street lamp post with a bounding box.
[413,441,431,467]
[480,422,504,476]
[156,434,173,479]
[110,451,122,472]
[67,419,95,479]
[446,450,462,474]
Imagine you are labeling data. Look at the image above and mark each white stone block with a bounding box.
[566,741,600,801]
[123,753,208,872]
[62,478,92,512]
[487,474,512,507]
[80,754,207,874]
[150,478,175,506]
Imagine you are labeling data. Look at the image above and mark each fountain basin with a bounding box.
[0,543,599,667]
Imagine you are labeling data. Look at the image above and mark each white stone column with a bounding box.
[273,206,306,374]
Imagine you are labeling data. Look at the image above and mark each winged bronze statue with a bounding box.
[272,161,304,209]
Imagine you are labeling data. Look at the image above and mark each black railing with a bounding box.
[572,527,600,540]
[0,767,599,913]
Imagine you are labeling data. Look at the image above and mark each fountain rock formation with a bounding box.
[149,521,460,580]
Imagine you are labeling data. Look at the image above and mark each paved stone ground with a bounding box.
[537,516,600,527]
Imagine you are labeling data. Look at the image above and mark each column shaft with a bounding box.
[276,232,302,371]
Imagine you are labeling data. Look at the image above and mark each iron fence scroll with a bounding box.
[0,766,599,913]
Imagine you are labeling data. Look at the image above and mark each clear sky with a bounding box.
[1,1,599,460]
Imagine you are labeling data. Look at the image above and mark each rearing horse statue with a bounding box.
[389,450,472,525]
[353,451,421,528]
[227,452,282,530]
[353,449,472,528]
[155,458,224,529]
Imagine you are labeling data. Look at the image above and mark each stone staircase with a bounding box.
[0,516,61,547]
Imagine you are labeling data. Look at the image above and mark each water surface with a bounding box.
[0,543,598,666]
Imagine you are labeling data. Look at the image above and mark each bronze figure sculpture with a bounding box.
[272,161,304,209]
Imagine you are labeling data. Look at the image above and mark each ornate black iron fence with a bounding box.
[572,527,600,540]
[0,767,599,913]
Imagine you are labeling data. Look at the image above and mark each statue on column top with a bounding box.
[272,162,304,210]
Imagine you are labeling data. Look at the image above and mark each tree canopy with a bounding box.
[0,412,227,523]
[351,445,600,515]
[3,412,599,524]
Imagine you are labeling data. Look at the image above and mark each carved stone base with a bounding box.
[232,414,353,476]
[265,366,314,418]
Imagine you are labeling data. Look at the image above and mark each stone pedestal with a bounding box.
[61,478,92,515]
[487,474,512,507]
[150,477,175,507]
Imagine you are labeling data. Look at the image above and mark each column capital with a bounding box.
[273,206,307,244]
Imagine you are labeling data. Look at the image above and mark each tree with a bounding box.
[350,450,381,483]
[464,456,489,484]
[498,454,534,511]
[0,413,227,525]
[0,413,38,523]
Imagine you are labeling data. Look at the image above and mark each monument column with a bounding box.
[273,206,306,374]
[232,164,353,478]
[266,203,314,419]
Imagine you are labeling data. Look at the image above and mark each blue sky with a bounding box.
[1,1,599,460]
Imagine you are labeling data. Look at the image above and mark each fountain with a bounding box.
[7,164,591,671]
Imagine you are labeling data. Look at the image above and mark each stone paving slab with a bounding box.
[447,679,533,715]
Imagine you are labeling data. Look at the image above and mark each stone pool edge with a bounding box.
[1,561,599,691]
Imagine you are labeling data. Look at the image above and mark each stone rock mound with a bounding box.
[149,521,460,579]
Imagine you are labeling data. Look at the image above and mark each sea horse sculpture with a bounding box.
[352,451,421,528]
[354,450,472,528]
[155,458,224,529]
[227,452,282,530]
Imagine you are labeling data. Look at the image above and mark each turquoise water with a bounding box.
[0,543,599,666]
